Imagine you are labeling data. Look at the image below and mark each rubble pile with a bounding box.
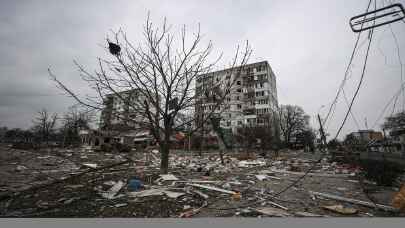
[0,144,404,218]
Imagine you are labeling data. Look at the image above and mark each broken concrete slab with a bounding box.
[159,174,179,181]
[322,204,358,215]
[127,188,185,199]
[100,180,125,199]
[255,175,268,181]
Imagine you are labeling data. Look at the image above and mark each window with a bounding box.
[236,96,240,100]
[238,121,243,126]
[255,91,265,97]
[237,81,241,85]
[237,104,242,109]
[237,88,242,93]
[227,121,231,126]
[257,99,268,104]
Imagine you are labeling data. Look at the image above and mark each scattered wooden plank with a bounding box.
[186,183,236,195]
[254,207,291,217]
[193,190,209,199]
[309,191,399,212]
[267,200,288,211]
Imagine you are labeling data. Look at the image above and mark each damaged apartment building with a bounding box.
[80,89,155,148]
[195,61,279,144]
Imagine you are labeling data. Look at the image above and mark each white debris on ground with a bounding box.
[0,145,404,218]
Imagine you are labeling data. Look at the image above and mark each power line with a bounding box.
[323,0,373,128]
[335,19,375,140]
[371,83,404,129]
[389,24,404,112]
[342,88,362,130]
[269,0,376,200]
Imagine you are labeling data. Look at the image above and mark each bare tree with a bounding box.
[49,15,251,173]
[234,125,258,158]
[278,104,310,148]
[32,108,58,146]
[61,106,94,147]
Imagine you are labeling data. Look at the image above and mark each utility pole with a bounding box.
[364,117,368,130]
[317,114,328,154]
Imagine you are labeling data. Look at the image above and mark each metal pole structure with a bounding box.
[317,114,328,154]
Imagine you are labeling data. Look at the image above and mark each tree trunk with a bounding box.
[160,143,170,174]
[219,149,225,165]
[160,125,171,174]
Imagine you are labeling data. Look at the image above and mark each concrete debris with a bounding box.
[159,174,179,181]
[100,181,125,199]
[103,181,116,186]
[309,191,399,212]
[1,145,403,218]
[63,197,80,205]
[82,163,98,169]
[294,211,325,217]
[186,183,236,195]
[114,203,128,208]
[238,160,266,168]
[254,207,291,217]
[15,165,27,172]
[127,189,185,199]
[270,169,350,178]
[255,175,268,181]
[322,204,358,215]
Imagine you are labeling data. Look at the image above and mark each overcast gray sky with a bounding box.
[1,0,405,139]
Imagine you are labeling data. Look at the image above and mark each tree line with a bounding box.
[0,106,93,148]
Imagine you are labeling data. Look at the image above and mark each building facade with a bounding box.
[100,89,152,131]
[97,89,155,148]
[195,61,279,134]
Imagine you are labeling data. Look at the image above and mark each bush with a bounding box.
[204,144,219,150]
[359,159,404,186]
[100,144,113,152]
[11,142,39,150]
[114,143,131,153]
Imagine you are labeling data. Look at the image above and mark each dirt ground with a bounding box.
[0,144,403,218]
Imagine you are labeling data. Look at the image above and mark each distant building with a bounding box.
[347,129,384,142]
[80,89,158,149]
[195,61,279,135]
[100,89,154,131]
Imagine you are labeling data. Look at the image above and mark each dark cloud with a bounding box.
[0,0,405,139]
